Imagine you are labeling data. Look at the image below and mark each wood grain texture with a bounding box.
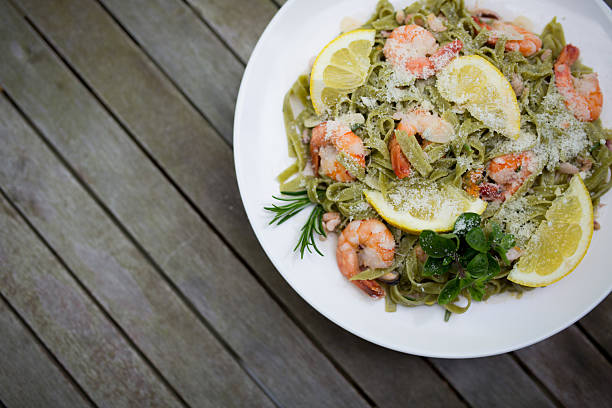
[184,0,277,62]
[0,94,274,408]
[98,0,243,143]
[515,325,612,407]
[431,356,556,408]
[0,2,369,407]
[0,295,93,408]
[579,294,612,358]
[17,0,244,260]
[0,195,183,408]
[14,0,467,406]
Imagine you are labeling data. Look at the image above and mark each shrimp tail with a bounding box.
[389,134,412,179]
[336,239,386,298]
[431,39,463,71]
[557,44,579,67]
[354,280,385,298]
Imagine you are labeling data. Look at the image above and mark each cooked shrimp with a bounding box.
[554,44,603,122]
[487,151,535,200]
[336,219,395,298]
[389,109,454,179]
[383,25,463,79]
[310,121,366,182]
[474,18,542,57]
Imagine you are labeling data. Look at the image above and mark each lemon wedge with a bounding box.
[508,175,593,287]
[436,55,521,140]
[310,29,375,115]
[364,184,487,233]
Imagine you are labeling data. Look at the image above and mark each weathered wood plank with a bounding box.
[15,1,466,406]
[98,0,242,143]
[289,301,468,407]
[0,2,369,407]
[0,295,93,408]
[515,325,612,407]
[0,94,274,408]
[16,0,243,258]
[0,195,183,408]
[184,0,277,62]
[579,294,612,358]
[431,355,556,408]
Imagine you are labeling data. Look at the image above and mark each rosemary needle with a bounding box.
[264,190,326,258]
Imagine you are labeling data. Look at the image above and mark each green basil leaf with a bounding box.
[487,253,501,277]
[423,257,451,276]
[493,245,510,266]
[453,212,481,236]
[419,230,457,258]
[500,234,516,251]
[459,247,479,268]
[439,232,460,250]
[442,256,454,266]
[469,283,486,301]
[467,253,489,277]
[466,227,490,253]
[489,222,504,243]
[459,276,473,289]
[438,278,461,305]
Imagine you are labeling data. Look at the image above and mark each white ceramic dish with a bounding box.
[234,0,612,358]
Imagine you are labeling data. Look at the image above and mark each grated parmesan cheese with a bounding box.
[492,197,539,247]
[532,91,590,170]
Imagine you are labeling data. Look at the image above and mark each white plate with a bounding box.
[234,0,612,358]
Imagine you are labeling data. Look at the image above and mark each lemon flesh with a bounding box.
[508,175,593,287]
[364,185,487,233]
[310,29,375,115]
[436,55,521,140]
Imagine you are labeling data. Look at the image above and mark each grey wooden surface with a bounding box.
[0,0,610,407]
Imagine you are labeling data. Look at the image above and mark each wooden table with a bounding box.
[0,1,610,407]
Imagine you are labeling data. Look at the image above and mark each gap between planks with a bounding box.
[0,89,281,408]
[91,0,230,148]
[270,0,284,9]
[178,0,247,65]
[508,352,564,408]
[576,322,611,364]
[13,9,377,407]
[0,288,98,408]
[0,171,190,408]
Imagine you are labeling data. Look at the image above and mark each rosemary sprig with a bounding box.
[264,190,327,258]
